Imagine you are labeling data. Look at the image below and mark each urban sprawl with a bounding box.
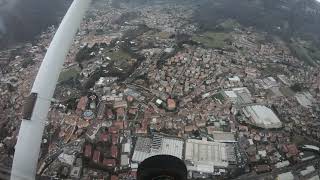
[1,1,320,180]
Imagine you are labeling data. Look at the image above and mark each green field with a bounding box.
[58,67,79,82]
[157,31,171,39]
[106,50,132,61]
[212,92,225,102]
[218,19,240,31]
[301,41,320,64]
[262,64,285,76]
[107,50,134,69]
[192,32,231,49]
[288,41,318,66]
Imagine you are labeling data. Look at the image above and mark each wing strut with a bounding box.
[11,0,91,179]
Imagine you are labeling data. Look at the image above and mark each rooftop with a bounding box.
[211,132,236,143]
[132,134,184,163]
[243,105,282,129]
[185,138,229,173]
[277,172,294,180]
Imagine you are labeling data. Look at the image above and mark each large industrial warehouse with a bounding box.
[132,134,184,163]
[242,105,282,129]
[184,138,229,173]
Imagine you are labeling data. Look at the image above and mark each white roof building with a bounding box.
[277,172,294,180]
[223,87,252,104]
[295,92,314,108]
[70,166,81,179]
[275,161,290,168]
[184,138,229,173]
[300,166,315,176]
[224,91,238,101]
[211,132,236,143]
[58,153,76,165]
[132,134,184,163]
[302,145,320,151]
[121,154,130,166]
[122,142,131,153]
[228,76,241,82]
[259,77,279,89]
[277,74,291,86]
[243,105,282,129]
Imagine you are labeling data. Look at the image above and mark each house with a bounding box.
[167,99,176,111]
[76,96,88,114]
[103,158,116,168]
[84,144,92,158]
[111,145,118,159]
[282,144,299,158]
[93,150,101,164]
[112,134,119,145]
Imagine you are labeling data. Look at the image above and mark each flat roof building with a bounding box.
[70,166,81,179]
[121,154,130,166]
[103,158,116,168]
[277,172,294,180]
[93,150,101,164]
[84,144,92,158]
[211,132,236,143]
[295,92,314,108]
[132,134,184,163]
[223,87,252,104]
[242,105,282,129]
[184,138,229,173]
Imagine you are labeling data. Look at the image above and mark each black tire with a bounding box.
[137,155,187,180]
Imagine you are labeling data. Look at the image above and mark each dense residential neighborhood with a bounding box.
[1,0,320,179]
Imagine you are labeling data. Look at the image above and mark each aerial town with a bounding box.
[1,0,320,179]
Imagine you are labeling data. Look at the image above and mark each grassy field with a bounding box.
[301,41,320,64]
[192,32,231,49]
[289,41,317,66]
[107,50,134,69]
[157,31,171,39]
[262,64,286,76]
[218,19,240,31]
[107,50,132,61]
[58,67,79,82]
[212,92,225,102]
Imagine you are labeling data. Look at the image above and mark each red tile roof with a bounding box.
[167,99,176,110]
[127,96,134,102]
[106,108,114,119]
[77,96,88,112]
[130,171,137,177]
[93,150,101,164]
[103,158,116,167]
[111,175,118,180]
[100,133,109,142]
[112,121,128,130]
[111,134,119,145]
[84,144,92,158]
[283,144,299,157]
[109,127,118,134]
[111,145,118,159]
[116,107,125,117]
[128,108,138,115]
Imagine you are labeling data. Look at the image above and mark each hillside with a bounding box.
[194,0,320,42]
[193,0,320,65]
